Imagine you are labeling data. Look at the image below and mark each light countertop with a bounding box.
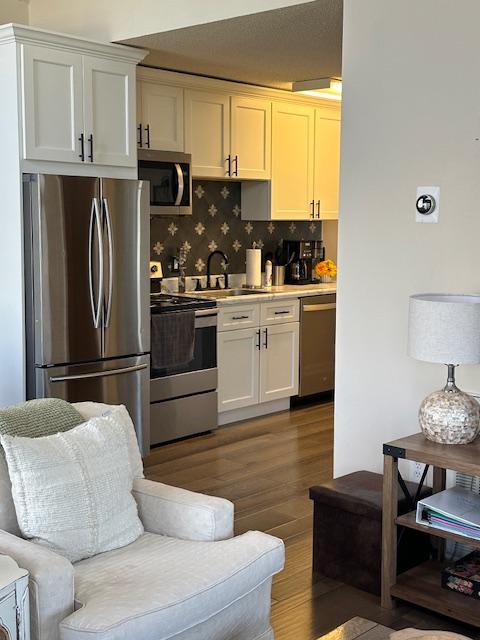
[189,282,337,306]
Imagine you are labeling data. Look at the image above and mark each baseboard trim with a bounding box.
[218,398,290,426]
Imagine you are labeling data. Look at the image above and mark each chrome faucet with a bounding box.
[206,250,229,289]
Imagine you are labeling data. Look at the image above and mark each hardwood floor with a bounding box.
[144,401,479,640]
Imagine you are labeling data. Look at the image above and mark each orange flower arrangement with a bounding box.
[315,259,337,279]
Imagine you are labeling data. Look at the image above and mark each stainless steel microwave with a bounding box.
[138,149,192,215]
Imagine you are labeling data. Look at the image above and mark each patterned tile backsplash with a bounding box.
[151,180,325,277]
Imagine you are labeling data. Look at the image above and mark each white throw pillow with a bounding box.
[1,416,144,562]
[73,402,144,479]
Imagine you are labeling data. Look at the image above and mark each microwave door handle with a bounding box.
[174,163,184,206]
[88,197,104,329]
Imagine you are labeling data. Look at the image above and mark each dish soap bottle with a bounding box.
[265,259,273,288]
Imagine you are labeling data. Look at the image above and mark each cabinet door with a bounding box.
[0,591,17,640]
[231,96,271,179]
[314,109,341,220]
[22,44,84,163]
[271,102,315,220]
[185,90,230,178]
[139,82,184,151]
[217,328,260,412]
[83,56,136,167]
[259,322,299,403]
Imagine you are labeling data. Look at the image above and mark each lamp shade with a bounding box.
[408,294,480,364]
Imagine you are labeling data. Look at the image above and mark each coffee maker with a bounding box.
[283,240,324,285]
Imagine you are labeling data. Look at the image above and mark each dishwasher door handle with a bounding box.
[303,303,336,312]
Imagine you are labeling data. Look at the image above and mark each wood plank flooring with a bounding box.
[144,400,480,640]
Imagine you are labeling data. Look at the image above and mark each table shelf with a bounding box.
[382,431,480,625]
[391,561,480,627]
[395,511,480,550]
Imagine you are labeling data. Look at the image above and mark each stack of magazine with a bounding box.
[416,486,480,540]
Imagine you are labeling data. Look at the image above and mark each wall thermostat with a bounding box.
[416,186,440,223]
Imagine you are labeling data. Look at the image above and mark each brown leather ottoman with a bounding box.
[309,470,431,595]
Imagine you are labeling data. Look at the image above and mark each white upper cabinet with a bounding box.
[137,82,184,151]
[19,30,145,170]
[242,102,341,221]
[271,102,315,220]
[185,90,230,178]
[83,56,136,167]
[22,45,84,163]
[314,108,341,220]
[230,96,271,179]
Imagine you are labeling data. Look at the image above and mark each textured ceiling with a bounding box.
[122,0,343,90]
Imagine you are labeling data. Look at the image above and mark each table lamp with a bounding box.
[408,293,480,444]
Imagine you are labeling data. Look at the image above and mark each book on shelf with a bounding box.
[416,486,480,540]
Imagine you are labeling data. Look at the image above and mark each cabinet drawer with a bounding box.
[218,304,260,331]
[260,299,299,326]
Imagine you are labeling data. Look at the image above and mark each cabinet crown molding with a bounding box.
[0,23,147,63]
[137,66,341,113]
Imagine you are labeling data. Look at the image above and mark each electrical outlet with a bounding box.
[413,462,424,481]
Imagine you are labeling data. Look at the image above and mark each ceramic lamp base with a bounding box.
[419,388,480,444]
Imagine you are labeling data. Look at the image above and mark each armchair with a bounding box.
[0,403,284,640]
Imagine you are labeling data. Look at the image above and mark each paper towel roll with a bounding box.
[246,249,262,287]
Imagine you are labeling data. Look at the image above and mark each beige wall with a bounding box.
[334,0,480,476]
[28,0,312,41]
[322,221,338,265]
[0,0,29,24]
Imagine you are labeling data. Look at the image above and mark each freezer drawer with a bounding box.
[299,294,336,396]
[35,354,150,456]
[150,391,218,445]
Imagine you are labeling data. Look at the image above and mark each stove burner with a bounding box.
[150,293,216,313]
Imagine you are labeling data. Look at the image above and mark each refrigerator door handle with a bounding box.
[103,197,114,328]
[88,197,104,329]
[174,163,184,206]
[49,363,148,383]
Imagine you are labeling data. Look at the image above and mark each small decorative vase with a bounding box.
[419,370,480,444]
[320,276,331,283]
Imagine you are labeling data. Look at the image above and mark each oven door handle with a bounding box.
[174,163,184,206]
[194,309,218,317]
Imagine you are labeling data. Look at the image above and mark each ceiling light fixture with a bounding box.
[292,77,342,101]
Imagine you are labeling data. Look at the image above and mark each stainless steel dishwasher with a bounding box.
[299,294,336,396]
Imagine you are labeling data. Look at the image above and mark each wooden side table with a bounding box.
[0,555,29,640]
[382,432,480,626]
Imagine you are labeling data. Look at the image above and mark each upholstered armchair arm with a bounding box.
[0,529,74,640]
[132,478,234,541]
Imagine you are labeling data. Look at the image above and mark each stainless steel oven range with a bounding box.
[150,294,218,445]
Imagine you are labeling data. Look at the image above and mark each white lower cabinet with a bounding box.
[217,327,260,412]
[259,323,299,403]
[217,300,300,414]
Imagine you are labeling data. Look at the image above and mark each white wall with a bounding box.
[0,0,29,24]
[28,0,311,41]
[334,0,480,476]
[0,41,25,406]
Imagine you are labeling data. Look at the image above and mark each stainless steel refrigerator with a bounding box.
[23,174,150,455]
